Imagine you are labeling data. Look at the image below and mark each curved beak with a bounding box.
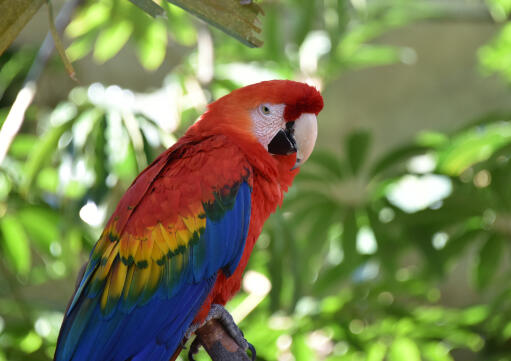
[292,112,317,169]
[267,112,318,170]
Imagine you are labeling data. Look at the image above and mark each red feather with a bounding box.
[190,80,323,321]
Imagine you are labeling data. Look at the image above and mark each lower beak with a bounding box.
[292,113,317,169]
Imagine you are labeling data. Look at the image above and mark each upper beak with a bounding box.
[291,113,317,169]
[267,112,318,170]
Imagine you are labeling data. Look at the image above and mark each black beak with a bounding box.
[268,122,297,155]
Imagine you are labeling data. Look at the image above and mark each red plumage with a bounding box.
[55,80,323,361]
[191,80,323,321]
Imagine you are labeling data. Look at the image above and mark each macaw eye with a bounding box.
[260,104,271,115]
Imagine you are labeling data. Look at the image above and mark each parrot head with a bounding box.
[197,80,323,169]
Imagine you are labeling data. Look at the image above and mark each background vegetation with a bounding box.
[1,0,511,360]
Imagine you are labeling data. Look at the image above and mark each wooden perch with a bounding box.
[195,319,252,361]
[169,319,252,361]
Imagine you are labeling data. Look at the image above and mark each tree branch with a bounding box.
[195,319,251,361]
[168,319,252,361]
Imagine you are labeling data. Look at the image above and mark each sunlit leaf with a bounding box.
[94,20,133,63]
[417,131,450,148]
[0,171,11,201]
[460,305,488,326]
[37,167,59,193]
[436,121,511,175]
[422,342,453,361]
[389,338,421,361]
[1,214,31,276]
[9,134,37,158]
[64,180,87,199]
[163,2,197,46]
[343,44,401,69]
[479,23,511,82]
[486,0,511,22]
[367,342,387,361]
[66,2,110,38]
[66,31,96,62]
[292,333,314,361]
[136,20,167,70]
[18,331,42,353]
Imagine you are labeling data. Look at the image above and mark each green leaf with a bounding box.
[437,122,511,175]
[367,342,387,361]
[307,149,345,180]
[1,214,31,276]
[422,342,453,361]
[342,44,401,69]
[294,0,317,45]
[486,0,511,22]
[36,167,59,193]
[479,23,511,81]
[22,109,75,194]
[0,172,11,201]
[389,338,421,361]
[474,234,503,290]
[9,134,37,158]
[267,213,286,312]
[345,130,371,175]
[18,331,42,353]
[90,114,108,201]
[342,208,358,265]
[370,144,430,178]
[136,20,167,70]
[417,131,450,147]
[292,333,315,361]
[17,206,60,253]
[66,2,110,38]
[94,20,133,63]
[66,31,96,62]
[0,49,34,99]
[163,2,197,46]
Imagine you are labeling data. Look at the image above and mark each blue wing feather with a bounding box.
[55,181,252,361]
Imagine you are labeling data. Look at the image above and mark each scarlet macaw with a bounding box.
[54,80,323,361]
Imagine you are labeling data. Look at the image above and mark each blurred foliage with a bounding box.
[1,0,511,360]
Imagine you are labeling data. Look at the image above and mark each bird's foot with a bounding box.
[186,304,256,361]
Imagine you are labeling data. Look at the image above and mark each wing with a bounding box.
[55,135,252,361]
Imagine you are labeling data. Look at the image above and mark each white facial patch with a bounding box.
[251,103,286,149]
